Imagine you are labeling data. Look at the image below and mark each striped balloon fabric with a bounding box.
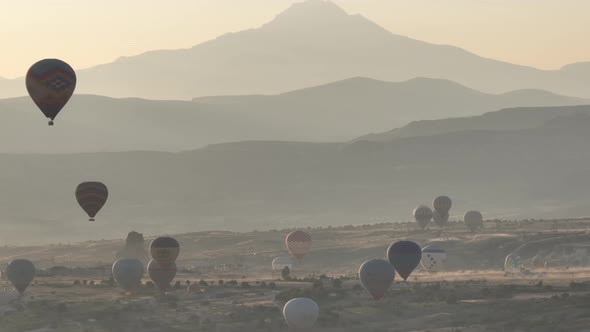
[150,237,180,266]
[286,230,312,260]
[75,182,108,221]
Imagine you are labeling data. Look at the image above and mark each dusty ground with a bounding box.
[1,218,590,331]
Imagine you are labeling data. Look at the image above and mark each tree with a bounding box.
[282,266,291,280]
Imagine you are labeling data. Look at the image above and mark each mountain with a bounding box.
[0,78,585,153]
[3,107,590,244]
[356,104,590,142]
[1,0,590,99]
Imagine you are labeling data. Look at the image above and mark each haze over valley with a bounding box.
[1,1,590,331]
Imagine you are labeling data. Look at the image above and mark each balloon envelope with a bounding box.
[433,210,449,227]
[387,241,422,281]
[414,205,433,229]
[112,258,144,292]
[75,182,108,221]
[421,245,447,273]
[283,297,319,329]
[286,230,312,260]
[272,256,294,271]
[6,259,35,295]
[433,196,452,214]
[25,59,76,124]
[464,211,483,232]
[358,259,395,301]
[150,237,180,265]
[147,259,176,292]
[504,254,522,272]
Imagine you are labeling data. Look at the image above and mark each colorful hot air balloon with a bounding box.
[283,297,319,329]
[387,241,422,281]
[150,237,180,266]
[147,259,176,293]
[6,259,36,295]
[112,258,144,292]
[358,259,395,301]
[464,210,483,232]
[75,182,108,221]
[432,210,449,227]
[414,205,433,229]
[286,230,311,261]
[421,245,447,273]
[433,196,452,215]
[25,59,76,126]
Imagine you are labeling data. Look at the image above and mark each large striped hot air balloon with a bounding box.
[286,230,312,261]
[26,59,76,126]
[75,182,108,221]
[150,237,180,266]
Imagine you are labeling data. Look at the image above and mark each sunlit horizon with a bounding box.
[1,0,589,78]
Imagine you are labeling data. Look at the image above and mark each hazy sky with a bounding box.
[1,0,589,78]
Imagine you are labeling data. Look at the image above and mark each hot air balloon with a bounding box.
[432,210,449,227]
[387,241,421,281]
[75,182,108,221]
[272,256,294,271]
[112,258,144,293]
[433,196,452,215]
[286,230,311,261]
[150,237,180,266]
[414,205,433,229]
[283,297,319,329]
[464,211,483,232]
[504,254,522,273]
[6,259,36,295]
[147,259,176,293]
[421,245,447,273]
[25,59,76,125]
[358,259,395,301]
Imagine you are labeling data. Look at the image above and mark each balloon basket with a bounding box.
[48,120,54,126]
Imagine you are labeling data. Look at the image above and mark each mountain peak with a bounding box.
[267,0,350,27]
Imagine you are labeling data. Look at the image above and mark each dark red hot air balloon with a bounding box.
[75,182,108,221]
[387,241,422,281]
[26,59,76,126]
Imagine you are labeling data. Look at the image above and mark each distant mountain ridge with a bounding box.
[0,0,589,99]
[0,77,586,153]
[3,107,590,244]
[355,104,590,142]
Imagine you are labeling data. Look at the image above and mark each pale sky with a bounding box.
[1,0,589,78]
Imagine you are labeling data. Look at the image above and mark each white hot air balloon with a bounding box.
[421,245,447,273]
[272,256,294,271]
[283,297,319,329]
